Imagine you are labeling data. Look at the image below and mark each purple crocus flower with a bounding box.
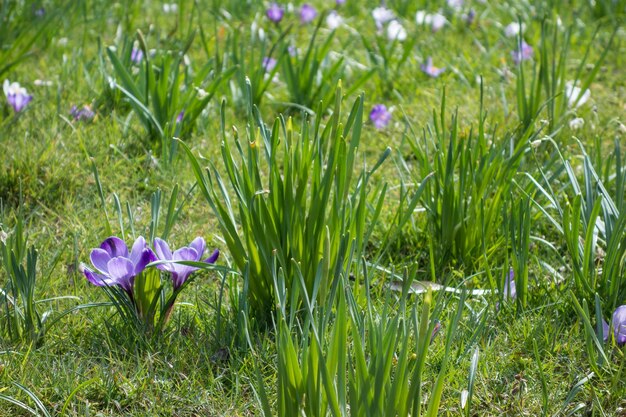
[83,236,156,295]
[176,110,184,123]
[266,3,284,23]
[154,237,219,290]
[512,41,533,64]
[612,305,626,345]
[70,105,95,121]
[262,56,277,72]
[336,0,345,5]
[300,4,317,23]
[3,80,33,113]
[421,57,446,78]
[370,104,391,129]
[503,268,517,300]
[131,48,143,65]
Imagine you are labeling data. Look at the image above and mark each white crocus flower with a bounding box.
[326,11,343,29]
[565,82,590,108]
[416,11,447,32]
[569,117,585,130]
[387,20,407,41]
[504,22,525,37]
[372,7,395,28]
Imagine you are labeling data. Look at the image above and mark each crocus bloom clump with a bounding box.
[267,3,284,23]
[83,236,156,295]
[84,236,219,292]
[421,57,446,78]
[3,80,33,113]
[370,104,391,129]
[154,237,219,290]
[300,4,317,24]
[70,105,95,121]
[512,41,533,64]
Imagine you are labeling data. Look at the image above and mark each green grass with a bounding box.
[0,0,625,415]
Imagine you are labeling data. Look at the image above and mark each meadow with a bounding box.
[0,0,625,415]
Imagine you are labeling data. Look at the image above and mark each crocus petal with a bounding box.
[107,257,134,279]
[100,236,128,258]
[84,267,115,287]
[134,248,157,276]
[154,237,173,260]
[130,236,147,265]
[204,249,219,264]
[189,237,206,260]
[90,248,112,273]
[173,247,199,262]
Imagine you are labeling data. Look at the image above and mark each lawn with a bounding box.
[0,0,625,415]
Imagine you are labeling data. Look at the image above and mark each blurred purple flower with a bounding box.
[176,110,184,123]
[83,236,156,295]
[613,306,626,346]
[300,4,317,23]
[512,41,533,64]
[131,48,144,64]
[154,237,219,290]
[262,56,277,72]
[465,9,476,25]
[336,0,345,5]
[420,57,445,78]
[3,80,33,113]
[267,3,284,23]
[70,105,95,121]
[370,104,391,129]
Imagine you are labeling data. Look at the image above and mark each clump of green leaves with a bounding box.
[250,264,468,417]
[106,31,234,162]
[515,20,614,136]
[405,86,526,271]
[0,212,72,346]
[529,139,626,311]
[181,82,390,323]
